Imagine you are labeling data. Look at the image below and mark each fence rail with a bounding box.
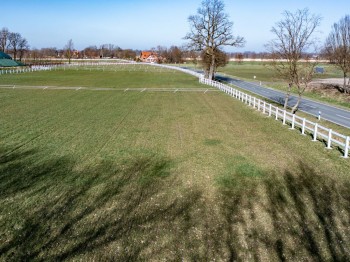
[199,77,350,158]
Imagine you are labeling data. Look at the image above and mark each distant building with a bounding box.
[139,51,159,63]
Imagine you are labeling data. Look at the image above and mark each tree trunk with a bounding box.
[291,93,302,114]
[204,68,210,79]
[284,93,290,109]
[208,54,216,80]
[291,83,305,114]
[343,72,347,91]
[284,83,292,109]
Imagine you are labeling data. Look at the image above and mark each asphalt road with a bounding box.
[215,75,350,129]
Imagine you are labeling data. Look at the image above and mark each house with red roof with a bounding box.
[140,51,159,63]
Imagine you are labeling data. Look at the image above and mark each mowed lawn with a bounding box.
[0,69,350,261]
[0,65,204,89]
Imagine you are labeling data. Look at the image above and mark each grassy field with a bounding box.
[0,64,204,89]
[0,68,350,260]
[216,61,344,82]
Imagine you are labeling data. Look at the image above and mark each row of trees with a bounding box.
[0,27,29,61]
[25,45,139,61]
[184,0,350,114]
[24,40,191,65]
[151,46,186,64]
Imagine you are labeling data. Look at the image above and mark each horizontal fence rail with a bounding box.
[199,77,350,158]
[2,61,349,158]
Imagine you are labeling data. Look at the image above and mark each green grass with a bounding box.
[0,69,350,260]
[217,61,344,82]
[0,65,205,89]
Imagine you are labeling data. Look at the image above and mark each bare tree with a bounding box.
[64,39,74,64]
[8,32,23,60]
[324,15,350,93]
[235,53,244,64]
[0,27,9,52]
[266,8,321,113]
[18,37,29,61]
[83,45,99,58]
[184,0,245,79]
[168,46,184,64]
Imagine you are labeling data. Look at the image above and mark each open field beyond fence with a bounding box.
[0,67,350,260]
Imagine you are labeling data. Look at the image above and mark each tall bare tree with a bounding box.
[18,37,29,61]
[324,15,350,93]
[184,0,245,79]
[266,9,321,113]
[8,32,23,60]
[0,27,9,52]
[64,39,74,64]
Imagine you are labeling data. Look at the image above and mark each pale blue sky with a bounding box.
[1,0,348,52]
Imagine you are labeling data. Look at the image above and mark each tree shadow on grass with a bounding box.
[2,148,350,261]
[0,147,202,261]
[217,161,350,261]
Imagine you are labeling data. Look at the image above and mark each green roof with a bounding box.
[0,59,22,67]
[0,52,25,67]
[0,51,12,60]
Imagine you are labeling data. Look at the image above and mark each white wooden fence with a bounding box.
[199,77,350,158]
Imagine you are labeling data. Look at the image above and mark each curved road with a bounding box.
[215,75,350,129]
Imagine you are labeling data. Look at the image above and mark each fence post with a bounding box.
[313,123,318,141]
[253,97,256,108]
[275,107,279,120]
[283,110,287,125]
[301,118,306,135]
[263,102,266,114]
[269,104,272,117]
[290,114,295,129]
[258,100,261,111]
[326,129,332,149]
[344,136,349,158]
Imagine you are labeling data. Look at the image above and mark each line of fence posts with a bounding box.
[199,77,349,158]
